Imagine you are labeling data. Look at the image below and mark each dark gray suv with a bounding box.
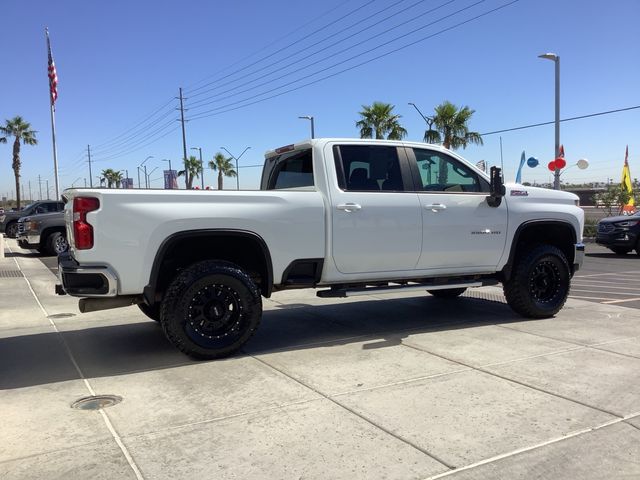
[0,200,64,238]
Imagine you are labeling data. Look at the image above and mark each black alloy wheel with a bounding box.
[6,222,18,238]
[504,244,570,318]
[161,260,262,359]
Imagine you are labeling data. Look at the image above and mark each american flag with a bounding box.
[46,29,58,106]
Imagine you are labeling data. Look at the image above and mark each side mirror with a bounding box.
[487,166,505,207]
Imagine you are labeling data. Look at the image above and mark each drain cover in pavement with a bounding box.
[0,270,23,278]
[47,313,76,319]
[71,395,122,410]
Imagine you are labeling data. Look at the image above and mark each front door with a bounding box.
[409,147,508,272]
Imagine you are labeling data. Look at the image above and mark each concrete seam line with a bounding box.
[401,342,623,419]
[495,323,587,348]
[249,354,456,471]
[478,345,585,368]
[422,417,626,480]
[7,241,145,480]
[330,367,471,397]
[123,397,324,441]
[624,420,640,432]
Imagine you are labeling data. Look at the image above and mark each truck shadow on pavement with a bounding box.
[0,295,523,390]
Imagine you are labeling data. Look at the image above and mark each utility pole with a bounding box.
[28,181,32,202]
[46,180,50,199]
[178,88,189,189]
[84,178,87,187]
[87,145,93,188]
[38,175,43,200]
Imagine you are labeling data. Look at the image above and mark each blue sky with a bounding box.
[1,0,639,198]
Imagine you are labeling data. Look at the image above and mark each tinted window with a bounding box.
[337,145,403,192]
[413,149,487,193]
[264,149,314,190]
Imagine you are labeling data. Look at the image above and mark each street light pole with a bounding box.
[139,155,153,189]
[539,53,560,190]
[221,146,251,190]
[191,147,204,189]
[298,116,315,138]
[146,167,158,188]
[408,102,435,135]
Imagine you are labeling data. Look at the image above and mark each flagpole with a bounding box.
[46,28,60,200]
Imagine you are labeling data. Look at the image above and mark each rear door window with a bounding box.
[336,145,405,192]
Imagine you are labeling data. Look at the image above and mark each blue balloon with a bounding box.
[527,157,539,168]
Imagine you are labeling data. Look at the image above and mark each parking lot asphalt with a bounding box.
[2,237,640,479]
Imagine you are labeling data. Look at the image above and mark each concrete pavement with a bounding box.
[1,237,640,479]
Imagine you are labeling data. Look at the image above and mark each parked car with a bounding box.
[596,212,640,255]
[57,138,584,360]
[0,200,64,238]
[17,211,68,256]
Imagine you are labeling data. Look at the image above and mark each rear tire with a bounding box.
[427,288,467,298]
[503,244,570,318]
[160,260,262,360]
[46,232,68,256]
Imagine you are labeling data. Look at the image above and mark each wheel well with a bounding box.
[146,231,273,305]
[503,221,576,280]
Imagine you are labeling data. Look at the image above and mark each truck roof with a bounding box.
[264,138,448,158]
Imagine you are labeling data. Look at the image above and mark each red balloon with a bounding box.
[555,157,566,169]
[548,161,557,172]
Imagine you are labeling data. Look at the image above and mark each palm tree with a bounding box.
[101,168,116,188]
[177,156,201,189]
[209,152,237,190]
[356,102,407,140]
[0,116,37,208]
[423,101,483,150]
[112,170,123,188]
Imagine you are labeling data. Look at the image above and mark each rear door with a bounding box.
[329,144,422,274]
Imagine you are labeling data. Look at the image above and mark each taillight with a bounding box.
[73,197,100,249]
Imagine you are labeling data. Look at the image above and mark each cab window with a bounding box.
[336,145,404,192]
[263,149,314,190]
[413,149,488,193]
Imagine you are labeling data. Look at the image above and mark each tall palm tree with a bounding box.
[209,152,237,190]
[178,156,201,189]
[423,101,483,150]
[112,170,123,188]
[0,116,38,208]
[101,168,116,188]
[356,102,407,140]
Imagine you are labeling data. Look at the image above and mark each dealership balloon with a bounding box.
[577,158,589,170]
[527,157,539,168]
[554,157,567,169]
[548,161,557,172]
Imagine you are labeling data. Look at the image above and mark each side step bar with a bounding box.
[317,279,497,298]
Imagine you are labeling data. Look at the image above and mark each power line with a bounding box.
[184,0,361,91]
[480,105,640,136]
[187,0,517,121]
[187,0,423,106]
[186,0,378,96]
[91,120,179,162]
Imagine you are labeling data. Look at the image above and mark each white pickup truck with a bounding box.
[57,138,584,359]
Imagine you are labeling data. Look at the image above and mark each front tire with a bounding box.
[160,260,262,360]
[504,244,570,318]
[5,222,18,238]
[428,288,467,298]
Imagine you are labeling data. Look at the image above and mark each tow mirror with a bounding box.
[487,166,505,208]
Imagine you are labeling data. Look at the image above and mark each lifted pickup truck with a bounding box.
[57,138,584,359]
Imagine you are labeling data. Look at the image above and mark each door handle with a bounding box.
[424,203,447,212]
[337,203,362,212]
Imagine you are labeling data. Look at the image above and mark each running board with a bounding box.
[317,280,494,299]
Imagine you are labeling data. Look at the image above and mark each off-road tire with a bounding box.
[160,260,262,360]
[5,222,18,238]
[503,244,570,318]
[427,288,467,298]
[138,303,161,322]
[46,232,68,256]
